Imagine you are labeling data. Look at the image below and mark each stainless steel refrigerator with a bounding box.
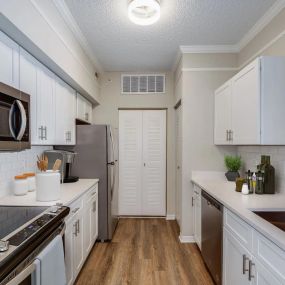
[70,125,119,241]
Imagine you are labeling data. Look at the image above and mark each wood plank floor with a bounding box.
[75,218,214,285]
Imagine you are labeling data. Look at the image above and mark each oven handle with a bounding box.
[6,261,36,285]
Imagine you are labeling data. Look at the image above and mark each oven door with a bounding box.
[0,83,30,151]
[3,224,65,285]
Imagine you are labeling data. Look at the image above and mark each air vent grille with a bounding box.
[121,74,165,94]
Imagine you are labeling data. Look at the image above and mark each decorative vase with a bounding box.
[225,171,240,182]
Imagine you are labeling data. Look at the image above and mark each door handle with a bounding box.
[226,130,229,141]
[242,254,249,275]
[248,260,255,281]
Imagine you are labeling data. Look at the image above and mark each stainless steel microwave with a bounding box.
[0,82,30,151]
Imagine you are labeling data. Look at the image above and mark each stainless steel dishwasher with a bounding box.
[201,190,223,285]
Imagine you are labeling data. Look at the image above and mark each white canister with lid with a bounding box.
[23,173,36,192]
[14,175,28,196]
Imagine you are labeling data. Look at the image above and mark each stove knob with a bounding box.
[0,240,9,252]
[50,206,58,213]
[56,203,63,209]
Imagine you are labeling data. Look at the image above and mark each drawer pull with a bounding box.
[242,254,249,275]
[91,192,96,196]
[248,260,255,281]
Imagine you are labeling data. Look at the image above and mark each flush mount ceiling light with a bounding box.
[128,0,160,26]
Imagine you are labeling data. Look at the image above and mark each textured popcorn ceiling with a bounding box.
[65,0,277,71]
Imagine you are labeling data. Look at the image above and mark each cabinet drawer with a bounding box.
[253,230,285,281]
[224,208,253,250]
[66,197,84,222]
[84,184,98,205]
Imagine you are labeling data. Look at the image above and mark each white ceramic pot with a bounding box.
[36,171,60,202]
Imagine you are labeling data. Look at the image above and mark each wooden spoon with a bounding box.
[52,159,62,171]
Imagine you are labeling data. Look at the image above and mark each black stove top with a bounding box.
[0,206,48,240]
[0,204,70,283]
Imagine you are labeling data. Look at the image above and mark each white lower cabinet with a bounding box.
[223,209,285,285]
[193,185,201,249]
[223,228,252,285]
[65,184,98,285]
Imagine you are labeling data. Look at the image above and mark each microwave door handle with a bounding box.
[15,100,27,141]
[8,102,17,140]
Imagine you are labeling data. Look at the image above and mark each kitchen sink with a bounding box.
[252,211,285,231]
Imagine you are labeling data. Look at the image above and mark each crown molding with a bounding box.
[179,0,285,58]
[180,45,239,54]
[237,0,285,51]
[52,0,104,73]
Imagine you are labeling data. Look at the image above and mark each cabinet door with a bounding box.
[0,31,19,88]
[193,186,201,250]
[91,194,98,243]
[232,59,261,144]
[55,77,76,145]
[65,217,75,285]
[252,258,283,285]
[83,198,92,259]
[37,64,55,145]
[85,100,92,123]
[19,48,39,145]
[214,81,232,145]
[223,228,252,285]
[74,210,84,278]
[76,93,86,121]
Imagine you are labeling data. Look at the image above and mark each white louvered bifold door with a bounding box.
[119,110,166,216]
[119,111,143,215]
[142,110,166,215]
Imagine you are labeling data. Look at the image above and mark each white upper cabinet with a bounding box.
[76,93,92,123]
[20,48,38,144]
[232,60,260,144]
[55,77,76,145]
[0,31,19,89]
[214,81,232,145]
[214,57,285,145]
[36,64,56,145]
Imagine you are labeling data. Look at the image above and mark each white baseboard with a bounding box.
[166,214,175,220]
[179,235,195,243]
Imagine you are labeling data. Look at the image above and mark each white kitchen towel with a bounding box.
[35,235,66,285]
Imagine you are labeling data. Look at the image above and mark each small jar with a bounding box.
[14,175,28,196]
[23,172,36,192]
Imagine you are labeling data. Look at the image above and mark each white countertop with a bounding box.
[0,179,99,207]
[191,172,285,251]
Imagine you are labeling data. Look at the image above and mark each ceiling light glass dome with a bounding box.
[128,0,161,26]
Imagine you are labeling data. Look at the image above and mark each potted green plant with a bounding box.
[224,155,242,181]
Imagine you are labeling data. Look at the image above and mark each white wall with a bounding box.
[93,72,176,216]
[0,0,100,104]
[0,146,52,198]
[178,61,237,237]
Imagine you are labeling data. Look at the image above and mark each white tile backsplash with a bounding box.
[0,146,52,197]
[237,146,285,193]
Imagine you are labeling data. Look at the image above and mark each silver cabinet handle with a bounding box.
[45,127,47,140]
[91,192,96,196]
[229,130,233,141]
[77,219,80,234]
[248,260,255,281]
[73,222,77,236]
[226,130,229,141]
[93,201,96,212]
[39,126,43,140]
[72,207,80,214]
[242,255,249,275]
